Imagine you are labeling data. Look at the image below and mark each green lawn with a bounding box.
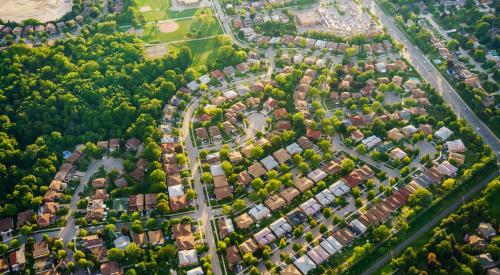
[142,17,221,44]
[169,36,219,66]
[137,0,205,21]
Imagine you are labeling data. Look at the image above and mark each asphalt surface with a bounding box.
[364,0,500,157]
[362,170,499,275]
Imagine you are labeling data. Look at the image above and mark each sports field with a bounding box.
[141,15,221,44]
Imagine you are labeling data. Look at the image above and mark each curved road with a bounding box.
[363,0,500,157]
[180,74,274,275]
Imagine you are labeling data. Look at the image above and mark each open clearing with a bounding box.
[144,44,168,59]
[137,0,203,21]
[0,0,73,23]
[168,36,218,65]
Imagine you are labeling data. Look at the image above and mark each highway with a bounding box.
[364,0,500,157]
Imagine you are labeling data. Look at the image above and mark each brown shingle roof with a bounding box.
[294,177,314,193]
[237,171,252,185]
[214,187,233,200]
[226,245,243,265]
[172,223,192,238]
[176,234,195,251]
[279,187,300,204]
[234,213,254,229]
[273,148,291,164]
[248,162,266,178]
[264,194,286,212]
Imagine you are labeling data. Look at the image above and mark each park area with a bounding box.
[169,37,220,65]
[141,9,222,44]
[144,36,220,65]
[137,0,206,21]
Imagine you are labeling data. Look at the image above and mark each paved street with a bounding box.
[210,0,247,48]
[363,0,500,157]
[59,157,123,246]
[180,74,271,275]
[331,135,400,178]
[58,157,123,260]
[181,96,223,275]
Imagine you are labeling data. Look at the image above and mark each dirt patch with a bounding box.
[0,0,73,23]
[158,20,180,33]
[127,27,144,36]
[144,44,168,59]
[139,5,152,12]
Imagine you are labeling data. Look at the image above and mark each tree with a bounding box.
[373,225,391,242]
[221,161,233,174]
[355,144,368,154]
[143,142,162,162]
[355,198,363,207]
[250,146,264,159]
[125,243,144,264]
[131,221,143,233]
[446,39,459,51]
[20,225,33,236]
[108,248,125,262]
[351,187,361,198]
[293,226,304,238]
[232,199,246,212]
[305,232,313,242]
[400,166,410,177]
[243,253,257,266]
[341,159,355,173]
[475,21,490,39]
[409,188,433,208]
[222,205,232,215]
[319,224,328,234]
[186,188,196,200]
[279,238,287,249]
[367,190,376,200]
[178,46,193,70]
[158,244,177,259]
[149,169,167,192]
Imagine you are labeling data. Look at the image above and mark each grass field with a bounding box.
[169,36,219,65]
[137,0,203,21]
[142,16,221,44]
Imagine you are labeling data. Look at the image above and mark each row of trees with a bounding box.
[391,177,500,274]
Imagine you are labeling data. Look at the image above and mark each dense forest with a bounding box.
[0,31,195,217]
